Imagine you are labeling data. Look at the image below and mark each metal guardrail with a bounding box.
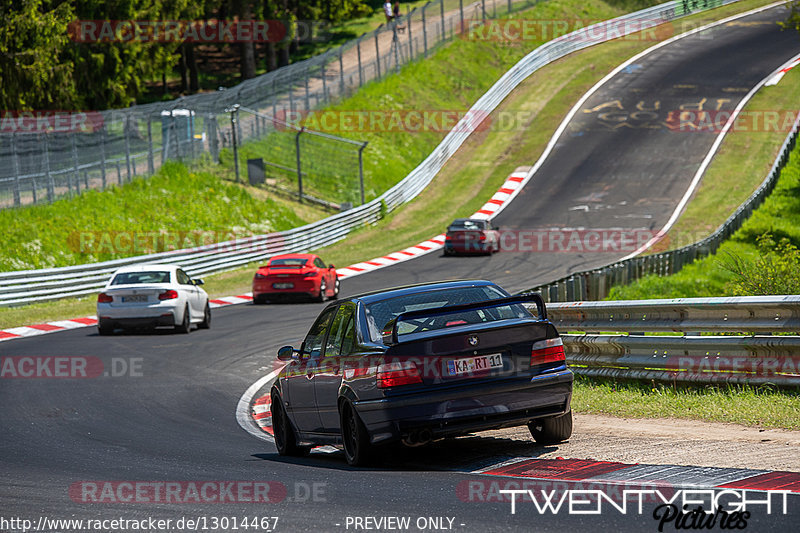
[0,0,736,306]
[525,297,800,387]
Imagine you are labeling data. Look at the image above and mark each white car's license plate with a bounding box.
[121,295,148,303]
[273,283,294,289]
[446,353,503,376]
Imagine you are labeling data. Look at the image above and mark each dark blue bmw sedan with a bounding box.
[270,280,573,465]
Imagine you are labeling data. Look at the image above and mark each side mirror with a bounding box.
[277,345,297,361]
[328,264,335,269]
[193,278,204,286]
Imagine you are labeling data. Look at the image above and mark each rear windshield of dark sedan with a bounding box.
[448,219,488,231]
[364,286,533,342]
[269,258,308,267]
[111,271,171,285]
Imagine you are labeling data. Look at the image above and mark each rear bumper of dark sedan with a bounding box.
[352,369,573,445]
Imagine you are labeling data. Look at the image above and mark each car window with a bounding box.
[325,303,356,357]
[448,219,486,231]
[176,269,192,285]
[364,285,530,342]
[110,271,171,285]
[302,307,337,359]
[269,257,307,268]
[314,257,326,269]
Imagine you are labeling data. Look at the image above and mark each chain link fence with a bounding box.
[0,0,538,210]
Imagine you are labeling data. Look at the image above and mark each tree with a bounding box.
[0,0,78,110]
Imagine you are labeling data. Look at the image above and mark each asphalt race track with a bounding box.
[2,5,800,532]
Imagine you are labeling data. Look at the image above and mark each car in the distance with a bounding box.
[252,253,339,303]
[270,279,573,466]
[96,264,210,335]
[444,218,500,255]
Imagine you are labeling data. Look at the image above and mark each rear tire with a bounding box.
[98,323,114,336]
[175,305,191,334]
[198,302,211,329]
[331,278,340,300]
[340,401,372,466]
[528,410,573,445]
[272,393,310,457]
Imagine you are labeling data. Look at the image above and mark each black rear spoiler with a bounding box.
[384,293,546,345]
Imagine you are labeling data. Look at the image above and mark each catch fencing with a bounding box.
[529,295,800,387]
[0,0,738,306]
[0,0,540,209]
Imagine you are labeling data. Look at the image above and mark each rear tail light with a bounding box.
[445,234,452,241]
[479,234,487,241]
[97,292,112,303]
[158,289,178,300]
[531,338,565,365]
[377,361,422,388]
[304,271,318,277]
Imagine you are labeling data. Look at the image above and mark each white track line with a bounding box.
[235,366,284,443]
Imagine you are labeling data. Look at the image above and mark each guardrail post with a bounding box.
[548,284,558,302]
[358,141,368,205]
[566,278,575,301]
[146,116,154,175]
[43,133,54,202]
[71,132,80,194]
[295,127,305,202]
[11,134,21,206]
[375,26,382,78]
[422,6,428,57]
[227,105,241,183]
[356,35,364,86]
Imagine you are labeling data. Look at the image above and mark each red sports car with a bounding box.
[252,253,340,303]
[444,218,500,255]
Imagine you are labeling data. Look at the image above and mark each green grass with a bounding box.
[0,160,316,271]
[573,375,800,429]
[608,124,800,299]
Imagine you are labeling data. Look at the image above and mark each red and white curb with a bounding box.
[0,166,532,343]
[766,55,800,87]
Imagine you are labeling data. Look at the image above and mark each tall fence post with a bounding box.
[295,127,305,202]
[358,142,368,205]
[459,0,464,29]
[304,68,310,111]
[43,133,54,202]
[356,35,364,86]
[321,61,328,103]
[338,47,345,95]
[407,9,414,57]
[71,133,81,194]
[124,116,133,180]
[147,116,154,175]
[188,112,195,160]
[482,0,486,21]
[507,0,512,15]
[374,26,382,78]
[99,124,107,188]
[207,114,219,162]
[11,134,21,206]
[392,24,400,73]
[272,78,278,118]
[422,6,428,57]
[228,105,241,183]
[440,0,445,39]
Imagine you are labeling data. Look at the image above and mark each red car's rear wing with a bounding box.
[383,293,547,345]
